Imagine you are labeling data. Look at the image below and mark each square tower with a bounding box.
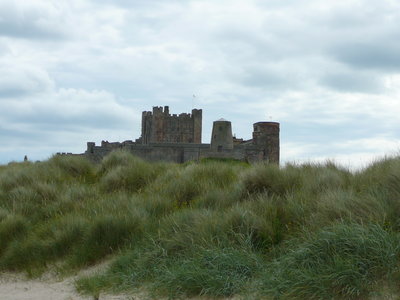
[140,106,202,144]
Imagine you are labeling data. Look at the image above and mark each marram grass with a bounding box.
[1,151,400,298]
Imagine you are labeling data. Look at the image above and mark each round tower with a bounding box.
[210,118,233,152]
[252,122,280,163]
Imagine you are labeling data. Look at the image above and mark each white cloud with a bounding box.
[0,62,54,97]
[1,0,400,166]
[1,87,138,131]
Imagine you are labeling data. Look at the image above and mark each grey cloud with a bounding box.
[11,110,134,132]
[0,126,42,141]
[0,2,68,39]
[333,42,400,72]
[310,3,388,29]
[0,87,139,139]
[0,88,32,98]
[283,119,388,145]
[94,0,186,7]
[320,70,384,93]
[0,22,65,40]
[233,65,297,90]
[0,86,139,165]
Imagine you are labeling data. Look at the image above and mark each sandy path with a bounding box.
[0,270,132,300]
[0,273,86,300]
[0,269,239,300]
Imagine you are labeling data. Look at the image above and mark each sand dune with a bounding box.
[0,272,130,300]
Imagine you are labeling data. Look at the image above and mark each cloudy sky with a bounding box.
[1,0,400,168]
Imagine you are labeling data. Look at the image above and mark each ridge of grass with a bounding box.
[1,152,400,298]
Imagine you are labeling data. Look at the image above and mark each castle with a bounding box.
[79,106,280,164]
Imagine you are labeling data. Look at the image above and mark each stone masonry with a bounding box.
[69,106,280,164]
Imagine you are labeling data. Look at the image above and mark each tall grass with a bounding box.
[2,151,400,298]
[70,214,144,267]
[99,152,164,193]
[0,214,29,255]
[257,223,400,299]
[0,215,87,272]
[77,242,263,298]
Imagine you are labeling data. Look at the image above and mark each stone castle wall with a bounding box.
[70,106,280,164]
[84,140,273,164]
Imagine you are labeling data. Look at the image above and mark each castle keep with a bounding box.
[81,106,280,164]
[141,106,202,144]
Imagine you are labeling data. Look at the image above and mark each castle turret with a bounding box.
[210,119,233,152]
[192,108,202,143]
[252,122,280,163]
[87,142,95,154]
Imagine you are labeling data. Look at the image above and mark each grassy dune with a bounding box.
[1,151,400,299]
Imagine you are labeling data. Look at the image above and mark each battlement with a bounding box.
[142,106,201,119]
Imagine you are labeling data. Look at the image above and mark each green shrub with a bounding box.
[157,209,211,253]
[46,155,96,182]
[1,238,49,272]
[153,247,262,298]
[76,242,167,295]
[0,165,35,192]
[157,208,255,252]
[0,215,87,271]
[0,208,8,222]
[296,161,352,194]
[3,151,400,298]
[48,216,87,256]
[71,215,143,266]
[356,156,400,185]
[312,189,387,227]
[157,200,288,254]
[357,158,400,231]
[0,215,29,254]
[5,184,62,221]
[192,188,240,210]
[100,165,152,193]
[4,186,38,213]
[141,195,176,218]
[241,163,301,197]
[99,150,137,173]
[99,152,164,193]
[77,244,262,298]
[232,194,294,249]
[258,223,400,299]
[48,184,99,217]
[159,162,238,206]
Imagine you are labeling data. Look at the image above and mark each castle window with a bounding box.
[218,145,222,152]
